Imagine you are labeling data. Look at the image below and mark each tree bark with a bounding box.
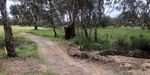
[29,9,38,30]
[64,11,76,39]
[64,23,76,39]
[48,13,57,37]
[53,26,57,37]
[81,11,88,39]
[94,26,98,42]
[34,22,38,30]
[0,0,16,57]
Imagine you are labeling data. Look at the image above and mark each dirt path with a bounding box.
[25,34,114,75]
[0,58,47,75]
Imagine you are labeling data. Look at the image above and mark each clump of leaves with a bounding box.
[130,34,150,51]
[114,34,150,51]
[73,38,110,51]
[114,35,131,50]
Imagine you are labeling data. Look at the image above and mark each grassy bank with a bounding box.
[1,26,149,58]
[29,27,150,45]
[0,26,42,60]
[29,27,150,58]
[0,69,5,75]
[0,26,58,75]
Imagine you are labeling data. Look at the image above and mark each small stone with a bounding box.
[80,52,89,58]
[93,55,100,61]
[121,63,132,69]
[142,63,150,69]
[77,46,80,49]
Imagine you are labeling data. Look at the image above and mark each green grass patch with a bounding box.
[98,28,150,41]
[28,27,150,51]
[0,69,5,75]
[0,36,43,61]
[0,26,43,61]
[1,26,149,58]
[16,40,39,59]
[114,34,150,51]
[72,38,110,51]
[0,26,55,75]
[43,70,58,75]
[29,28,67,44]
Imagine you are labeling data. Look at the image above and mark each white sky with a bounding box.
[6,0,120,18]
[7,0,20,17]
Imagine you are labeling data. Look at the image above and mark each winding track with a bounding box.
[25,34,113,75]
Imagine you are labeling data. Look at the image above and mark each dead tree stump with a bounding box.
[64,25,76,39]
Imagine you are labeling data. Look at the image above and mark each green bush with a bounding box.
[115,34,150,51]
[114,36,131,50]
[73,38,110,51]
[130,34,150,51]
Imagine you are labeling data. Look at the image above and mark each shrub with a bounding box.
[73,38,110,51]
[114,36,131,50]
[130,34,150,51]
[115,34,150,51]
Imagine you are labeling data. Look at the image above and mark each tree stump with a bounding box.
[64,25,76,39]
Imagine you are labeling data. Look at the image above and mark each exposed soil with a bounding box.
[0,58,47,75]
[68,46,150,75]
[1,33,149,75]
[26,33,150,75]
[26,34,113,75]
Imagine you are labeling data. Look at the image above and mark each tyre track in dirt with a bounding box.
[25,34,114,75]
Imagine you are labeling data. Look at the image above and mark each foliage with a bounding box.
[0,69,5,75]
[29,28,67,44]
[114,34,150,51]
[16,41,38,59]
[100,16,111,28]
[114,35,131,50]
[73,37,109,51]
[130,34,150,50]
[0,28,42,60]
[43,70,58,75]
[28,26,150,52]
[0,37,42,60]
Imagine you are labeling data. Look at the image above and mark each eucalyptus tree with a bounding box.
[0,0,16,57]
[113,0,150,28]
[78,0,94,39]
[44,0,61,37]
[27,0,43,30]
[94,0,104,42]
[13,0,45,30]
[63,0,80,39]
[10,5,24,26]
[141,0,150,29]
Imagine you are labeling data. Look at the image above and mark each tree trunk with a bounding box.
[83,26,88,39]
[81,11,88,39]
[82,20,88,39]
[0,0,16,57]
[64,23,76,39]
[94,27,97,42]
[33,15,38,30]
[88,12,92,40]
[48,13,57,37]
[53,26,57,37]
[34,22,38,30]
[29,9,38,30]
[64,12,76,39]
